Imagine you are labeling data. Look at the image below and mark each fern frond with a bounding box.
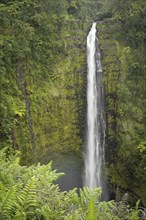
[85,197,96,220]
[120,193,129,213]
[34,162,64,183]
[112,192,129,218]
[65,188,79,205]
[0,186,17,219]
[79,187,101,206]
[115,187,121,203]
[21,176,37,210]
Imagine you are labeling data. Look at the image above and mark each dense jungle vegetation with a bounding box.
[0,0,146,218]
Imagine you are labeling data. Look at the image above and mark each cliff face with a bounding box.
[97,1,146,205]
[0,0,90,162]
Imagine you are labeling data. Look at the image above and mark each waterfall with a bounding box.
[84,22,106,189]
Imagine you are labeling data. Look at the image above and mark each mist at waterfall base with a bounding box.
[84,22,109,200]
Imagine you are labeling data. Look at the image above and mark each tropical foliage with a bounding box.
[0,149,145,219]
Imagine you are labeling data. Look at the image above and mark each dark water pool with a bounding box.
[40,151,111,201]
[42,152,84,191]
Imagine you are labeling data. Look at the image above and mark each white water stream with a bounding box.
[84,22,106,189]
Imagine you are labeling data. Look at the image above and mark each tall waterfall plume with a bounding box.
[84,22,106,189]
